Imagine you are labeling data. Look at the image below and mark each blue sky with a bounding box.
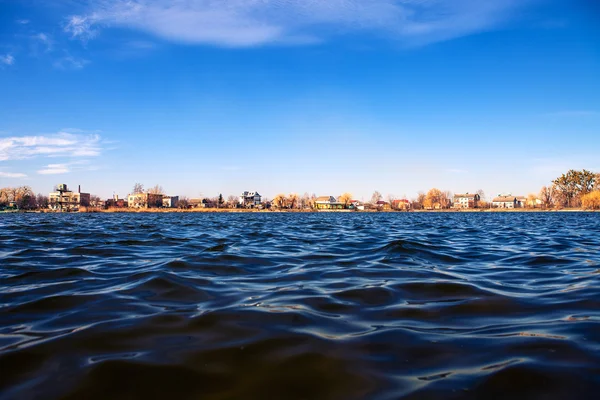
[1,0,599,201]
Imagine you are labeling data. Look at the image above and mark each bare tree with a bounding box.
[36,193,49,209]
[148,185,164,195]
[476,189,485,202]
[178,196,190,209]
[132,183,144,194]
[90,195,102,207]
[370,191,382,205]
[539,185,554,209]
[227,195,238,208]
[300,192,311,209]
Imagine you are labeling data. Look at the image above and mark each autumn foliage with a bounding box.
[581,191,600,210]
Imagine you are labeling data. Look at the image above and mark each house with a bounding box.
[49,184,90,211]
[239,191,262,208]
[189,198,212,208]
[376,200,391,210]
[105,194,127,208]
[163,196,179,208]
[392,199,411,210]
[128,192,163,208]
[453,193,480,209]
[348,200,361,210]
[493,195,518,208]
[315,195,345,210]
[516,196,528,208]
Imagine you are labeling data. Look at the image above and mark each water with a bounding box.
[1,212,599,399]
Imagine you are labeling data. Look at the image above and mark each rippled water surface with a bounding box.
[1,212,600,399]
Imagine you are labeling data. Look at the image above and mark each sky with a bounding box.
[1,0,599,202]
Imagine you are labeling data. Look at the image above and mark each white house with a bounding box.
[162,196,179,208]
[493,195,517,208]
[239,191,262,207]
[453,193,480,209]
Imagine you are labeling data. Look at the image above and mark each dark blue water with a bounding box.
[1,212,599,399]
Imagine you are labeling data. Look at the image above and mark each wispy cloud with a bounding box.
[65,15,99,42]
[0,54,15,66]
[62,0,535,47]
[34,33,54,52]
[53,55,90,70]
[37,163,71,175]
[16,19,30,25]
[0,131,102,162]
[0,171,27,178]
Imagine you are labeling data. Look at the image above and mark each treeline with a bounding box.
[538,169,600,209]
[0,186,47,210]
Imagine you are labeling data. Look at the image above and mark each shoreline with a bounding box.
[9,208,592,214]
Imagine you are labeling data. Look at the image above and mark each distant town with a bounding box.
[1,169,599,212]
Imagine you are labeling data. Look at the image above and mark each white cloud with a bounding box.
[16,19,30,24]
[0,132,102,162]
[0,54,15,65]
[0,171,27,178]
[65,15,99,41]
[63,0,535,47]
[53,55,90,70]
[37,164,70,175]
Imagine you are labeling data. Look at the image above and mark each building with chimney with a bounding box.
[48,184,90,211]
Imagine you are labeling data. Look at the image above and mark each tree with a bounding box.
[539,185,554,209]
[17,187,35,209]
[0,188,9,206]
[178,196,190,209]
[148,185,164,195]
[582,191,600,210]
[552,169,596,207]
[338,192,353,208]
[442,191,453,209]
[132,183,144,194]
[527,193,538,208]
[227,195,238,208]
[411,192,426,210]
[300,192,311,209]
[218,194,224,208]
[287,193,299,209]
[90,195,102,207]
[370,191,382,205]
[272,193,287,209]
[424,188,444,210]
[36,193,49,209]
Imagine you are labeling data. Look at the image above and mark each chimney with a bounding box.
[78,185,81,193]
